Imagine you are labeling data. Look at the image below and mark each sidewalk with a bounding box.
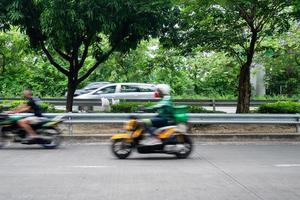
[61,133,300,143]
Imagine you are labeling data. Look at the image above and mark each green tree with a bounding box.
[7,0,172,111]
[91,40,238,96]
[89,40,157,84]
[164,0,293,112]
[261,24,300,96]
[0,0,10,31]
[151,47,193,95]
[186,51,239,96]
[0,30,66,97]
[0,30,33,96]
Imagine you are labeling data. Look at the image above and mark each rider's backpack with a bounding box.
[173,105,188,123]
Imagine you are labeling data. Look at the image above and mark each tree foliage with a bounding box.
[163,0,293,112]
[0,30,66,97]
[0,33,239,99]
[0,0,10,31]
[261,24,300,97]
[1,0,300,108]
[90,40,239,96]
[6,0,172,111]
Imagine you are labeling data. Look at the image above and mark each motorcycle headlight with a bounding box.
[124,119,137,131]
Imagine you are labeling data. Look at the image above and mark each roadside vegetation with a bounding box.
[2,99,300,114]
[257,102,300,114]
[1,1,300,113]
[110,102,224,113]
[0,101,57,113]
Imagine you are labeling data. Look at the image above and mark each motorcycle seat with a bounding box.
[40,118,52,123]
[31,118,51,126]
[154,126,177,135]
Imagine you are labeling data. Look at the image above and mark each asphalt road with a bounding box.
[1,142,300,200]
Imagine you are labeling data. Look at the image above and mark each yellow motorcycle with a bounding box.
[111,106,192,159]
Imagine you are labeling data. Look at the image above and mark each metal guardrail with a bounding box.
[40,113,300,133]
[3,113,300,133]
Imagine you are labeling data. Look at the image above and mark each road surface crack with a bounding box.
[197,152,265,200]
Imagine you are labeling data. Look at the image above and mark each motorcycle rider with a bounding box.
[7,90,43,141]
[143,84,173,145]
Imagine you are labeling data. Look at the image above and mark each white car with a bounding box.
[75,83,163,100]
[73,82,110,96]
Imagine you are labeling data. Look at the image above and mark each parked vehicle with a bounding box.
[0,114,63,149]
[75,83,164,100]
[73,82,110,96]
[111,106,192,159]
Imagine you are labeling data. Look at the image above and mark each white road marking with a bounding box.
[275,164,300,167]
[71,165,112,168]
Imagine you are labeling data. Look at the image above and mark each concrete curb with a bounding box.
[61,133,300,142]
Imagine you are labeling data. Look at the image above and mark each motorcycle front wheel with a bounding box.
[38,128,62,149]
[175,135,193,159]
[112,139,132,159]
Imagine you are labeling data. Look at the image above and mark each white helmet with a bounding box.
[156,84,171,95]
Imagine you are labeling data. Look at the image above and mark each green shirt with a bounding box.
[148,96,173,120]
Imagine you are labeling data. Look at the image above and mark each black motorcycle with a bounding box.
[0,114,63,149]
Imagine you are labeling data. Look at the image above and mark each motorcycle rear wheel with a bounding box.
[0,134,6,148]
[0,128,8,148]
[112,139,132,159]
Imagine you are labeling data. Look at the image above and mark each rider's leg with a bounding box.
[17,119,38,138]
[141,119,155,136]
[142,117,169,145]
[151,117,168,130]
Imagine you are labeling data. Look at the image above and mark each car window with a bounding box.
[93,86,116,95]
[85,82,109,89]
[138,85,155,92]
[85,83,97,89]
[121,85,155,93]
[87,85,102,90]
[86,87,97,92]
[121,85,140,93]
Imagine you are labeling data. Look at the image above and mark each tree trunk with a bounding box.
[236,30,258,113]
[194,83,200,94]
[236,63,251,113]
[66,76,77,112]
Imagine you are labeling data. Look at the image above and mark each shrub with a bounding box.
[0,100,57,113]
[110,102,155,113]
[40,102,56,113]
[110,102,223,113]
[257,101,300,114]
[188,105,210,113]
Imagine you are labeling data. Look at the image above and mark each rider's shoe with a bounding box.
[22,135,39,143]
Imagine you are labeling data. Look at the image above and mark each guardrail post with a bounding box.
[68,115,73,136]
[295,102,300,134]
[212,99,216,112]
[297,116,300,134]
